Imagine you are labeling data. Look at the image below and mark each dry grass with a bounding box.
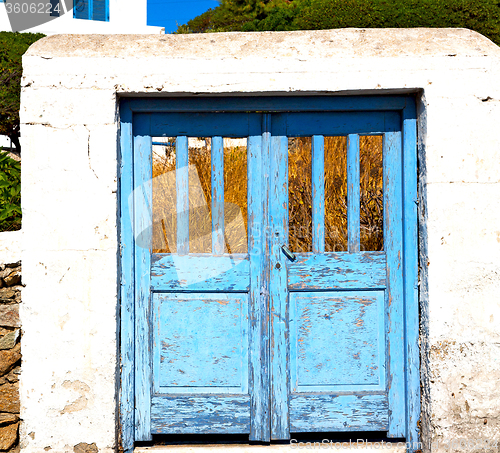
[152,135,383,254]
[152,139,248,254]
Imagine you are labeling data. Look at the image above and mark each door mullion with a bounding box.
[249,116,271,441]
[269,133,290,440]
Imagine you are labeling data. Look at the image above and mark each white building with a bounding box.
[0,0,163,34]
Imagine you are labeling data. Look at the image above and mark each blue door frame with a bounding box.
[119,96,419,452]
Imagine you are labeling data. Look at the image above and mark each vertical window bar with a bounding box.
[347,134,360,252]
[312,135,325,253]
[176,136,189,255]
[211,136,224,254]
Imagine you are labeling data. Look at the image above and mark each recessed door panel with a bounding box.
[290,291,385,392]
[153,293,249,394]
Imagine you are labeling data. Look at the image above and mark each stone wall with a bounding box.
[0,260,21,452]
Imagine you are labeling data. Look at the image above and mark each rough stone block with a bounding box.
[0,288,20,304]
[0,421,18,451]
[0,366,20,386]
[0,383,20,413]
[0,306,20,328]
[3,271,21,287]
[0,344,21,376]
[0,413,18,424]
[0,330,19,350]
[74,442,98,453]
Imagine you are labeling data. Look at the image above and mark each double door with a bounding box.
[121,98,419,446]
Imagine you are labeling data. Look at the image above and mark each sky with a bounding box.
[148,0,220,33]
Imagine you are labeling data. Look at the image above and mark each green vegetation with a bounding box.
[176,0,500,47]
[0,32,44,230]
[0,31,45,155]
[0,151,21,232]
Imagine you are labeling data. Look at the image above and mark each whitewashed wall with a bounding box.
[19,30,500,452]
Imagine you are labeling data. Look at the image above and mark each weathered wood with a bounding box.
[287,252,387,290]
[403,101,420,450]
[312,135,325,253]
[272,112,400,137]
[347,134,360,253]
[133,114,153,441]
[119,103,135,452]
[151,396,250,434]
[384,131,406,437]
[122,99,418,444]
[212,136,225,254]
[151,254,249,291]
[269,134,290,440]
[152,293,249,394]
[150,112,261,138]
[289,291,386,393]
[127,96,409,115]
[290,393,389,432]
[176,136,189,255]
[248,126,271,441]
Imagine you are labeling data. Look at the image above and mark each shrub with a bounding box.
[0,150,21,232]
[176,0,500,48]
[0,31,45,155]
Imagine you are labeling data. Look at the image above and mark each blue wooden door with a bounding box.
[268,113,405,438]
[121,97,419,448]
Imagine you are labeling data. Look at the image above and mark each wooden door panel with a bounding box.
[151,254,249,292]
[151,395,251,434]
[290,393,389,432]
[151,292,251,434]
[286,253,387,290]
[271,112,401,136]
[152,293,249,394]
[289,291,386,392]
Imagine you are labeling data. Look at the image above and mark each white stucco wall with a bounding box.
[19,29,500,452]
[0,230,22,264]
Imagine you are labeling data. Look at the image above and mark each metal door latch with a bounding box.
[281,244,296,262]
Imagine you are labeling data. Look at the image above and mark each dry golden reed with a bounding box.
[152,136,383,254]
